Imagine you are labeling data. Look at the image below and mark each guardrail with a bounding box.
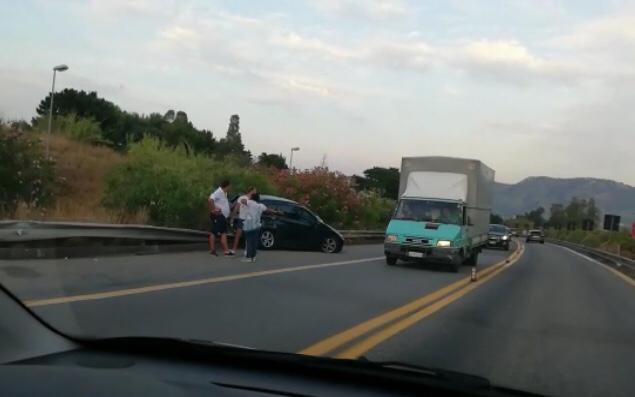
[0,221,385,259]
[0,220,208,243]
[339,230,384,239]
[547,238,635,276]
[0,221,384,242]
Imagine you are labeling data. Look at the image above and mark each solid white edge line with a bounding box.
[25,256,385,307]
[556,244,635,288]
[559,245,606,266]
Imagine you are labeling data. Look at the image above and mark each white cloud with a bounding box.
[278,77,333,97]
[270,32,356,60]
[87,0,175,17]
[311,0,407,20]
[547,15,635,78]
[551,15,635,50]
[364,40,435,70]
[160,26,202,49]
[450,39,586,84]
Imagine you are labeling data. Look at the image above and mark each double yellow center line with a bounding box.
[299,243,525,358]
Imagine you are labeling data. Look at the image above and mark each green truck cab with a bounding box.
[384,157,495,272]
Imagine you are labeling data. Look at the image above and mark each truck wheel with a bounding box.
[464,251,479,266]
[386,255,397,266]
[449,252,463,272]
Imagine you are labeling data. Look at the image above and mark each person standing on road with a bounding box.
[208,179,233,256]
[241,192,279,263]
[230,186,256,256]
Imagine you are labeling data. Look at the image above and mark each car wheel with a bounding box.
[321,236,340,253]
[540,240,545,244]
[504,242,510,251]
[260,230,276,250]
[386,255,397,266]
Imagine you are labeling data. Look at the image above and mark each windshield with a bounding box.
[394,199,462,225]
[489,225,507,233]
[1,2,635,397]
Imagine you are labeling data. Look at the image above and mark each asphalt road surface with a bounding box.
[1,242,635,396]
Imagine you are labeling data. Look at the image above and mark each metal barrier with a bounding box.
[0,221,384,242]
[0,221,385,259]
[547,238,635,273]
[338,230,385,239]
[0,220,208,243]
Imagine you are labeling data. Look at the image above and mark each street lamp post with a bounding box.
[46,64,69,158]
[289,147,300,171]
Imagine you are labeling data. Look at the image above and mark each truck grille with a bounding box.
[405,237,430,245]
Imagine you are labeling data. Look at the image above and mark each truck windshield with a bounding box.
[393,199,462,225]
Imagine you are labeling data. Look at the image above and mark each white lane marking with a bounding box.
[557,245,635,288]
[25,256,384,307]
[560,246,606,266]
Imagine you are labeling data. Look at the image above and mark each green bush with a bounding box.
[580,231,603,248]
[0,127,56,216]
[609,231,635,253]
[358,191,395,229]
[102,138,275,229]
[34,114,105,145]
[566,229,587,243]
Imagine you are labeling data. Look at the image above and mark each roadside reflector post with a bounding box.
[471,267,477,282]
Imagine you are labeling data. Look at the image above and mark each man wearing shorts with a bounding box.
[231,186,256,256]
[208,179,233,256]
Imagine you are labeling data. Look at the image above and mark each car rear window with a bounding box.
[530,231,542,236]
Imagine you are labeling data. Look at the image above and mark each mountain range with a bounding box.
[493,177,635,225]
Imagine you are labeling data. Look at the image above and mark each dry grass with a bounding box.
[600,242,634,260]
[14,134,147,224]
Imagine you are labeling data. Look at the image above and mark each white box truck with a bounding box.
[384,156,495,272]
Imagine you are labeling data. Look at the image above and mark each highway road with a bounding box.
[1,242,635,396]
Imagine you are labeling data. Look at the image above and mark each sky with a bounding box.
[1,0,634,185]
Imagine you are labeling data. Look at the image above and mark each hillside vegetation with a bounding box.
[13,134,133,223]
[494,177,635,223]
[3,123,394,230]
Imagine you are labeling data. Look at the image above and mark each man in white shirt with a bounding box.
[208,179,232,256]
[230,186,256,256]
[240,192,280,262]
